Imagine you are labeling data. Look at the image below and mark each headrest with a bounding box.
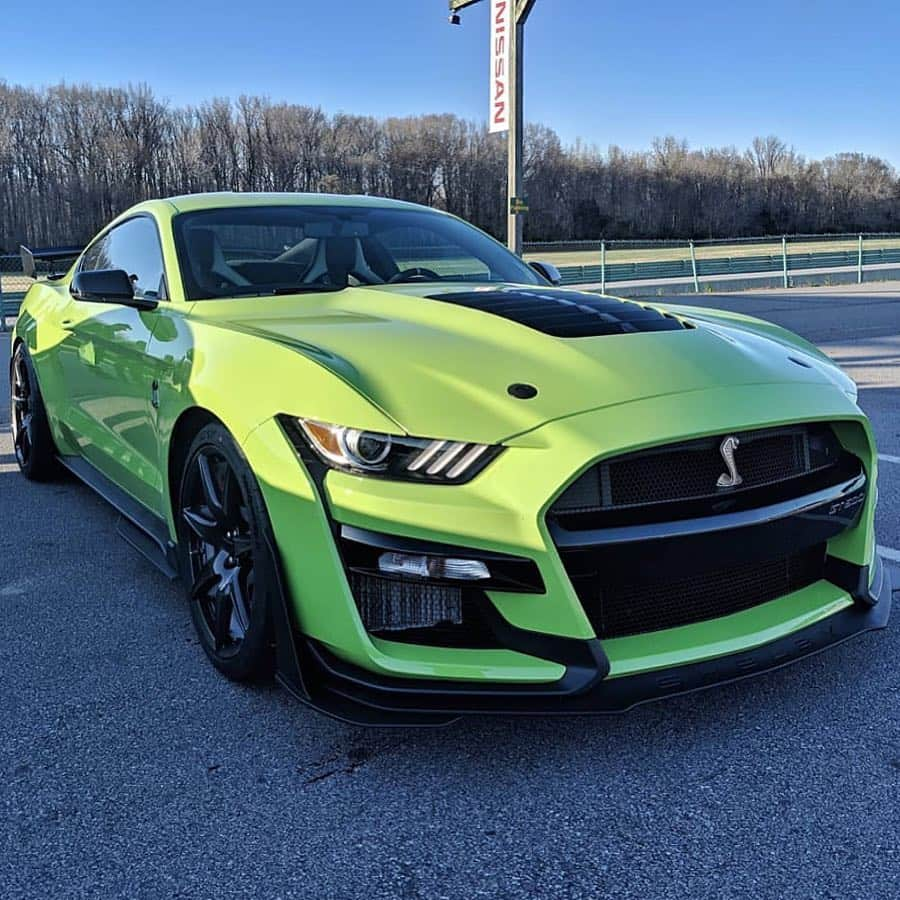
[185,228,219,269]
[325,237,357,270]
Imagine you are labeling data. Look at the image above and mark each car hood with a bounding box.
[194,283,848,444]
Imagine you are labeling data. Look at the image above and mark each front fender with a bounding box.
[151,308,402,537]
[671,303,834,363]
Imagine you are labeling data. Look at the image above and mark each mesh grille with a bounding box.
[576,546,825,640]
[609,430,804,506]
[349,572,462,632]
[348,573,499,648]
[552,424,840,516]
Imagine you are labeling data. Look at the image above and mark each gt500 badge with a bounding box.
[829,493,865,517]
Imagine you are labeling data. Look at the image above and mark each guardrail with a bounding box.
[525,232,900,292]
[549,246,900,289]
[0,259,28,331]
[1,292,25,332]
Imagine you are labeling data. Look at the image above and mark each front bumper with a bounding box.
[246,382,889,725]
[287,554,891,726]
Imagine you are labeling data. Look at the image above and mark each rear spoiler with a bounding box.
[19,244,84,280]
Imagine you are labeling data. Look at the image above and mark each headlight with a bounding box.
[287,418,502,483]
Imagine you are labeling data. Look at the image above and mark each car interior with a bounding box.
[182,224,466,296]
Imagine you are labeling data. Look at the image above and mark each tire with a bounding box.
[176,422,276,681]
[10,343,58,481]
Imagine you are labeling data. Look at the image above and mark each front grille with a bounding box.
[551,423,848,528]
[576,545,826,640]
[609,429,808,507]
[548,422,862,642]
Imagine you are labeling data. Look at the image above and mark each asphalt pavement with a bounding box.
[1,287,899,900]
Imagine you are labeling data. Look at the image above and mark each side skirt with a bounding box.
[56,454,179,580]
[57,456,316,709]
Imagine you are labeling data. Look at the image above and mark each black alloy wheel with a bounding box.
[10,344,57,480]
[11,348,32,467]
[179,423,275,680]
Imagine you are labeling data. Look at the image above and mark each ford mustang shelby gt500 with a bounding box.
[11,193,891,724]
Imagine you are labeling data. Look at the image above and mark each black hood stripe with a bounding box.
[425,288,688,338]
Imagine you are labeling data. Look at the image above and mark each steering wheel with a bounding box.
[388,267,442,284]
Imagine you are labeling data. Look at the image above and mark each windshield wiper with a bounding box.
[269,284,346,295]
[214,284,347,299]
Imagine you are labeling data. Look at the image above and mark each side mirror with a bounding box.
[529,260,562,286]
[70,269,157,310]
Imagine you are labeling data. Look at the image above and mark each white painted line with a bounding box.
[879,454,900,465]
[878,545,900,564]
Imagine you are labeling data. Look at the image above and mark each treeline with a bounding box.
[1,81,898,250]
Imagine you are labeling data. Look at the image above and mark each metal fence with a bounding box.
[0,256,29,331]
[0,250,82,331]
[523,232,900,292]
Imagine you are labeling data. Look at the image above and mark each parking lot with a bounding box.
[1,286,899,900]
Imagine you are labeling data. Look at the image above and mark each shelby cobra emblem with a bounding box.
[716,435,743,488]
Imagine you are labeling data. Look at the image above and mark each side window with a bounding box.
[80,234,112,272]
[81,217,166,299]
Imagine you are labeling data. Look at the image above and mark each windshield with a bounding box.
[171,204,541,300]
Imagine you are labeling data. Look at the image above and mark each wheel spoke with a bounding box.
[229,532,254,560]
[183,506,221,544]
[219,466,241,524]
[14,422,31,462]
[227,572,252,636]
[190,560,219,601]
[13,356,29,398]
[196,452,226,520]
[213,590,233,651]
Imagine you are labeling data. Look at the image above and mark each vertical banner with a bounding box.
[490,0,510,133]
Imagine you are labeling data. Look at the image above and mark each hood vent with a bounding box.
[425,288,688,338]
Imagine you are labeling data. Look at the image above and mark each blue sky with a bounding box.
[4,0,899,164]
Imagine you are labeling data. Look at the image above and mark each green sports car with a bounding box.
[10,193,891,725]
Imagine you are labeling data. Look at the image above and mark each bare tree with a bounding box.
[1,81,898,252]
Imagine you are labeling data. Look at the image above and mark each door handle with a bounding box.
[61,319,75,328]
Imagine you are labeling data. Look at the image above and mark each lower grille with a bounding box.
[575,545,826,640]
[348,572,500,648]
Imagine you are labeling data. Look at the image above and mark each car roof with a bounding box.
[132,192,436,216]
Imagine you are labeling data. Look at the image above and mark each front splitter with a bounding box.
[280,556,891,727]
